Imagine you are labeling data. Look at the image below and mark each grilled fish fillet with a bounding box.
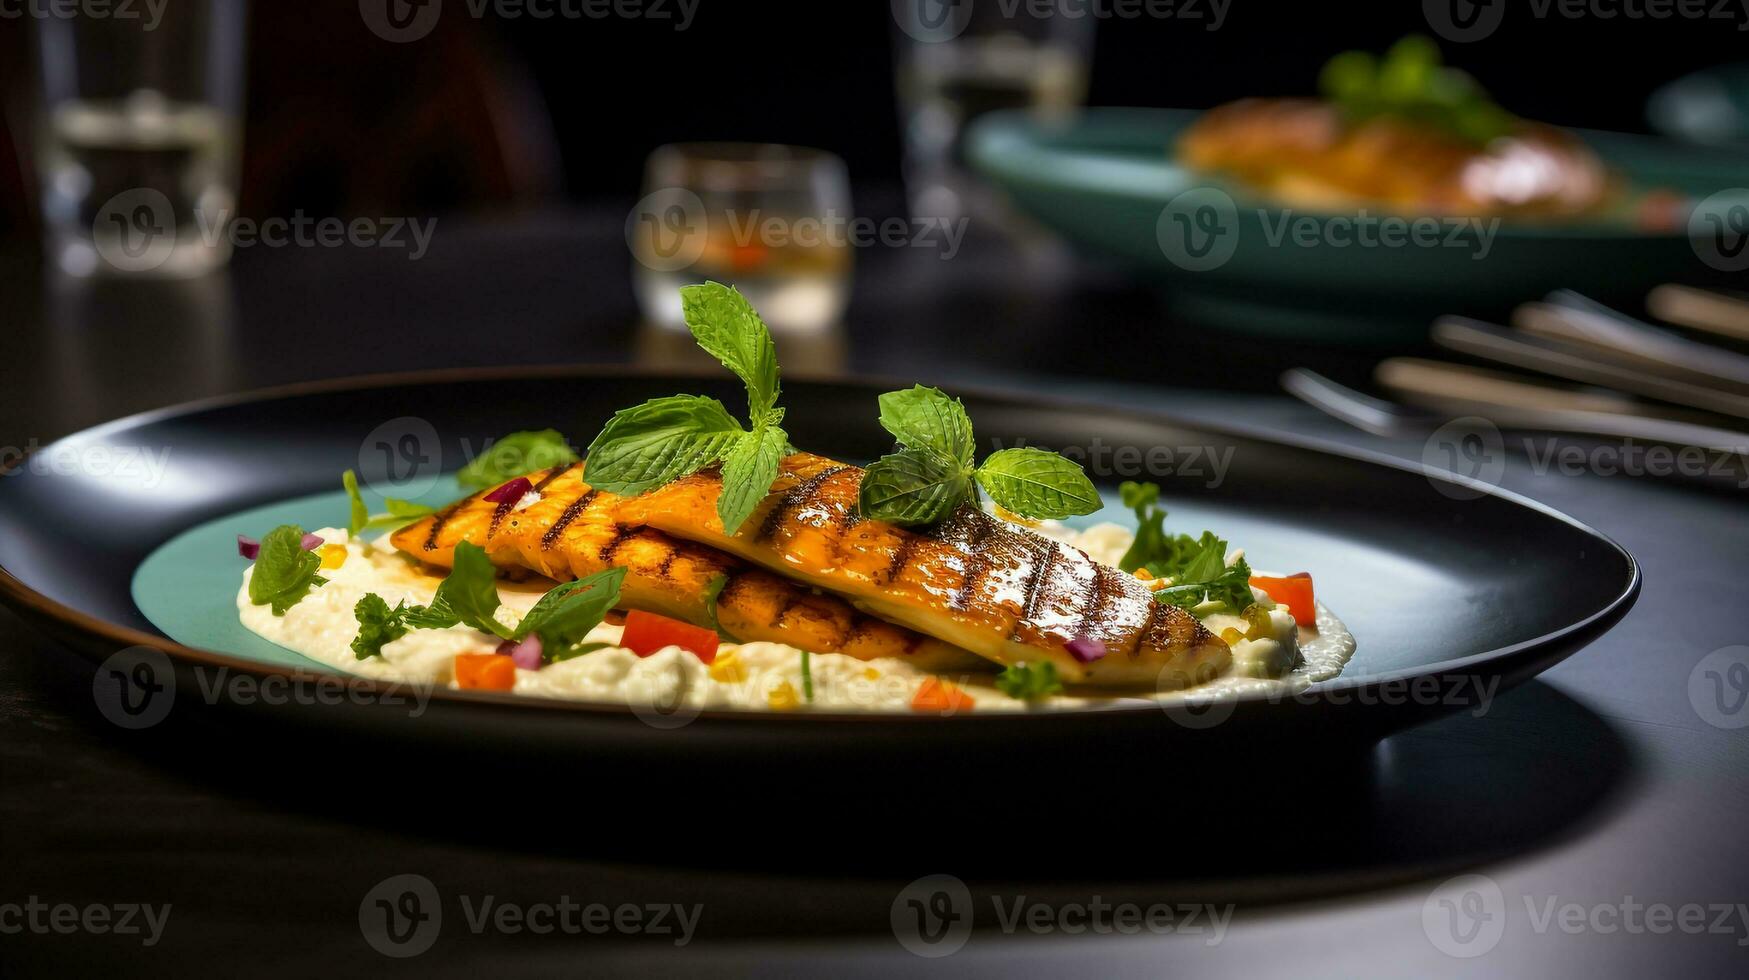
[390,463,984,671]
[616,453,1231,686]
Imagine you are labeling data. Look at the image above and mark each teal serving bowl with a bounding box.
[968,108,1749,344]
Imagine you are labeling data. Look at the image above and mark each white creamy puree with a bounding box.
[239,523,1355,713]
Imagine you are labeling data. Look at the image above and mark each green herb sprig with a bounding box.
[996,661,1064,701]
[857,385,1101,527]
[343,470,436,537]
[246,524,328,616]
[351,542,625,662]
[585,283,788,534]
[1318,35,1514,146]
[1116,481,1255,615]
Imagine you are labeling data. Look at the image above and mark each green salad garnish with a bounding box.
[1319,35,1514,146]
[455,429,579,491]
[996,661,1064,701]
[1117,481,1254,615]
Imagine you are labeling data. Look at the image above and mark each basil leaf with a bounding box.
[716,419,788,534]
[857,448,970,526]
[513,567,626,653]
[995,661,1064,701]
[456,429,579,490]
[974,448,1101,520]
[351,593,412,660]
[584,395,745,496]
[431,541,513,639]
[549,641,613,664]
[247,524,328,616]
[680,282,780,419]
[877,385,975,464]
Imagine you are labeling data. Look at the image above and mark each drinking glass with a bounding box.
[892,2,1095,222]
[628,143,853,335]
[33,0,248,278]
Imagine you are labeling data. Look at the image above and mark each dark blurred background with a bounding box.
[2,1,1745,232]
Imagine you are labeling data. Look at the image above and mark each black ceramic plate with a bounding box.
[0,368,1638,761]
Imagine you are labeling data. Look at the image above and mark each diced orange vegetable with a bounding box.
[454,653,517,691]
[621,609,720,664]
[911,677,975,714]
[1249,573,1316,627]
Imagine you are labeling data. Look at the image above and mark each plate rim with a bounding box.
[0,363,1642,724]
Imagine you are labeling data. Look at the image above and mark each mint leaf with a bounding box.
[247,524,328,616]
[585,395,745,496]
[716,417,788,534]
[351,593,413,659]
[431,541,513,639]
[513,567,625,656]
[344,469,436,536]
[680,282,780,419]
[456,429,579,491]
[877,385,974,464]
[995,661,1064,701]
[974,448,1100,520]
[404,596,460,630]
[857,448,971,526]
[549,641,613,664]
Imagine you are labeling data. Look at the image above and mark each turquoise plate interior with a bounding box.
[131,479,469,674]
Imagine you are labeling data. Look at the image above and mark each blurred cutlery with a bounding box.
[1432,316,1749,420]
[1646,284,1749,342]
[1514,291,1749,392]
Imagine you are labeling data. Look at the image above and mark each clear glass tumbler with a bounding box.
[627,143,853,336]
[893,2,1095,222]
[33,1,248,278]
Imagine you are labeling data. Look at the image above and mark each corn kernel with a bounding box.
[1220,627,1245,646]
[767,680,800,710]
[319,544,348,570]
[862,668,881,681]
[709,651,747,684]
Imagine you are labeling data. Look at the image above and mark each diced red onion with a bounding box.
[484,477,534,504]
[237,535,260,560]
[507,634,543,670]
[300,533,324,550]
[1065,636,1107,663]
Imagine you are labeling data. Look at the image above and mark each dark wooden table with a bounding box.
[2,209,1745,977]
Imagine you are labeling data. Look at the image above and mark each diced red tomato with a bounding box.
[1249,573,1316,627]
[454,653,516,691]
[621,609,720,664]
[911,677,975,714]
